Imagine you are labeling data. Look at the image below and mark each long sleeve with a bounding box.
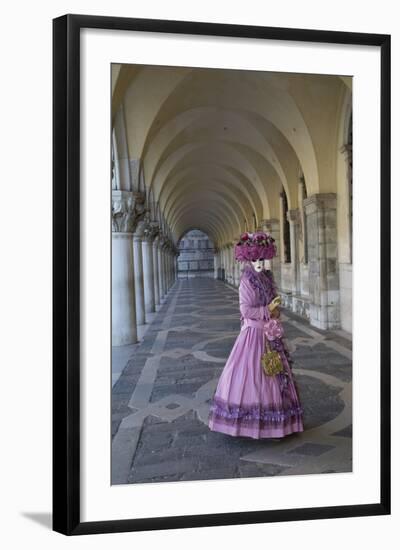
[239,277,270,321]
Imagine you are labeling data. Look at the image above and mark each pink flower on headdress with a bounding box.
[240,233,249,242]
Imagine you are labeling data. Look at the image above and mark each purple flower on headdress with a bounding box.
[234,230,277,262]
[255,234,266,243]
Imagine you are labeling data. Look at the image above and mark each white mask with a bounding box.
[251,258,264,273]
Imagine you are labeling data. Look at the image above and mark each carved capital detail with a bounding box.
[259,218,280,233]
[303,193,337,215]
[111,191,146,233]
[287,208,301,224]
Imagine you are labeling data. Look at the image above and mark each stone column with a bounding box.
[157,237,165,300]
[174,253,179,283]
[231,241,237,286]
[132,221,146,326]
[167,246,172,289]
[152,235,160,306]
[222,246,227,281]
[166,249,171,290]
[142,223,157,314]
[233,252,241,287]
[304,193,340,329]
[111,190,145,346]
[213,249,219,279]
[161,241,168,296]
[298,179,307,264]
[287,208,301,295]
[225,245,230,283]
[175,250,180,283]
[171,250,174,287]
[172,250,176,285]
[230,244,235,285]
[112,233,136,345]
[171,252,175,285]
[279,194,286,264]
[165,251,169,291]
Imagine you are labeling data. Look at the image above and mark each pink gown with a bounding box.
[208,265,304,439]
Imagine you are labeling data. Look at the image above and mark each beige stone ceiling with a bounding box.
[112,65,351,247]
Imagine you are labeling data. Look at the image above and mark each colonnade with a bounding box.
[111,68,353,337]
[112,190,179,346]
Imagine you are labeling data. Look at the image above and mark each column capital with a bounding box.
[259,218,280,232]
[111,190,146,233]
[142,220,160,242]
[133,219,147,240]
[156,234,168,249]
[287,208,301,224]
[161,238,171,251]
[303,193,337,215]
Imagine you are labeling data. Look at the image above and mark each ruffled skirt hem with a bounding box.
[208,413,304,439]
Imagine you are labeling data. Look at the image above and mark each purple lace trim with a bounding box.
[241,266,277,306]
[209,396,303,422]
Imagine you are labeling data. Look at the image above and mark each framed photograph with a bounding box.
[53,14,391,535]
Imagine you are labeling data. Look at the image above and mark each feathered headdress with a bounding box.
[234,231,277,262]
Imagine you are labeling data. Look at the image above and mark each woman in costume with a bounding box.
[208,231,304,439]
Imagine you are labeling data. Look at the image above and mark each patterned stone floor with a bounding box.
[112,278,352,485]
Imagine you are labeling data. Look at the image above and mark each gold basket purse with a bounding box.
[261,338,284,376]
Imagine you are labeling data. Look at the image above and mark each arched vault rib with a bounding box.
[223,141,287,216]
[140,69,319,194]
[158,161,261,222]
[162,180,249,231]
[175,209,229,245]
[167,191,242,241]
[177,219,222,245]
[144,110,294,207]
[157,139,284,215]
[171,200,239,244]
[169,192,241,238]
[160,162,255,218]
[143,107,292,195]
[122,66,192,158]
[116,67,347,207]
[151,142,269,218]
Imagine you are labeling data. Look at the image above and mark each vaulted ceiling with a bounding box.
[112,64,351,247]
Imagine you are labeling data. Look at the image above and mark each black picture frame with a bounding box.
[53,13,391,536]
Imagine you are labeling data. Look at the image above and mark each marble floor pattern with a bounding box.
[112,278,352,485]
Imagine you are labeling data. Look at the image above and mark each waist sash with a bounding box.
[241,318,266,331]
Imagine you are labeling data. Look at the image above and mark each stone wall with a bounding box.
[178,229,214,278]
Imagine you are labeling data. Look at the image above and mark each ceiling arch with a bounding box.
[113,65,349,247]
